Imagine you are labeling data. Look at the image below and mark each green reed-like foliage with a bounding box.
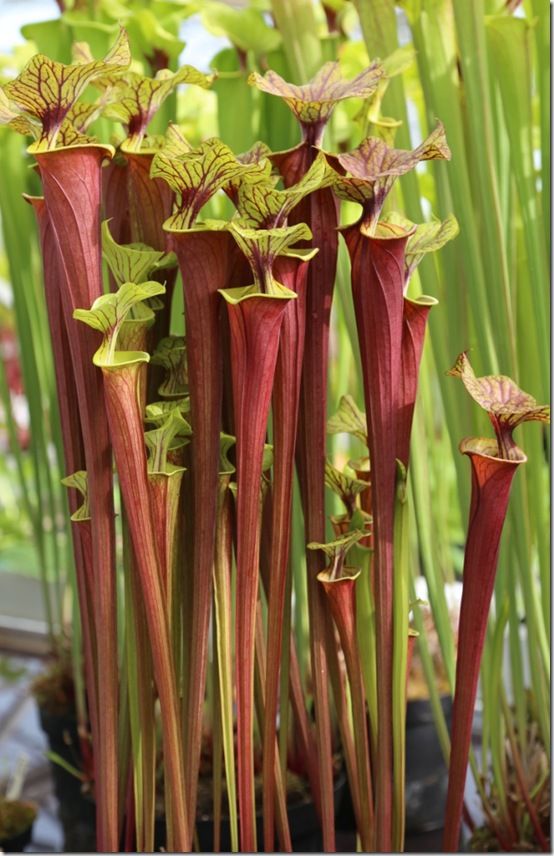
[0,1,548,852]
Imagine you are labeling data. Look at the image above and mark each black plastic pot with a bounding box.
[0,822,34,853]
[336,695,452,850]
[37,706,82,788]
[38,703,345,853]
[37,706,96,852]
[189,773,347,853]
[405,694,452,834]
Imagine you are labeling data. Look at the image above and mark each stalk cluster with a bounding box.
[1,28,547,854]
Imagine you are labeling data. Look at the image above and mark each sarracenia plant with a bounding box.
[1,29,132,851]
[77,77,190,433]
[329,125,451,850]
[74,280,189,851]
[219,222,305,851]
[101,64,210,348]
[7,21,543,855]
[249,62,384,851]
[443,352,549,852]
[100,224,179,850]
[231,167,324,849]
[309,530,374,851]
[25,195,96,760]
[151,137,262,841]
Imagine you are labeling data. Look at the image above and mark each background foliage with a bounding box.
[0,0,549,838]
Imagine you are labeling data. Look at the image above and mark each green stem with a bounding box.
[392,465,410,851]
[212,476,239,852]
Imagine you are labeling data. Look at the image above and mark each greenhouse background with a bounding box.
[0,0,549,852]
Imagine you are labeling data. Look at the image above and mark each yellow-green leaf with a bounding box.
[102,220,169,286]
[327,394,368,445]
[235,151,334,228]
[324,459,369,514]
[0,88,20,124]
[227,221,313,294]
[448,352,550,428]
[4,27,130,150]
[448,352,550,460]
[382,211,459,280]
[73,279,165,366]
[145,406,190,475]
[61,470,91,522]
[237,140,273,166]
[249,60,384,133]
[308,529,366,579]
[105,65,212,151]
[262,443,274,473]
[330,122,451,228]
[225,140,274,201]
[151,137,260,231]
[145,398,191,425]
[150,336,188,398]
[163,123,194,156]
[219,433,236,475]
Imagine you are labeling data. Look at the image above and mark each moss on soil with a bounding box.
[0,799,36,839]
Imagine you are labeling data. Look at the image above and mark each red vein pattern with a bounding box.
[343,223,411,851]
[100,362,188,851]
[36,145,118,852]
[397,297,436,467]
[28,194,99,792]
[262,253,310,851]
[224,291,294,852]
[443,443,523,851]
[272,141,339,853]
[169,229,235,841]
[317,571,374,849]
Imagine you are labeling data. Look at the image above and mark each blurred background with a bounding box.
[0,0,548,851]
